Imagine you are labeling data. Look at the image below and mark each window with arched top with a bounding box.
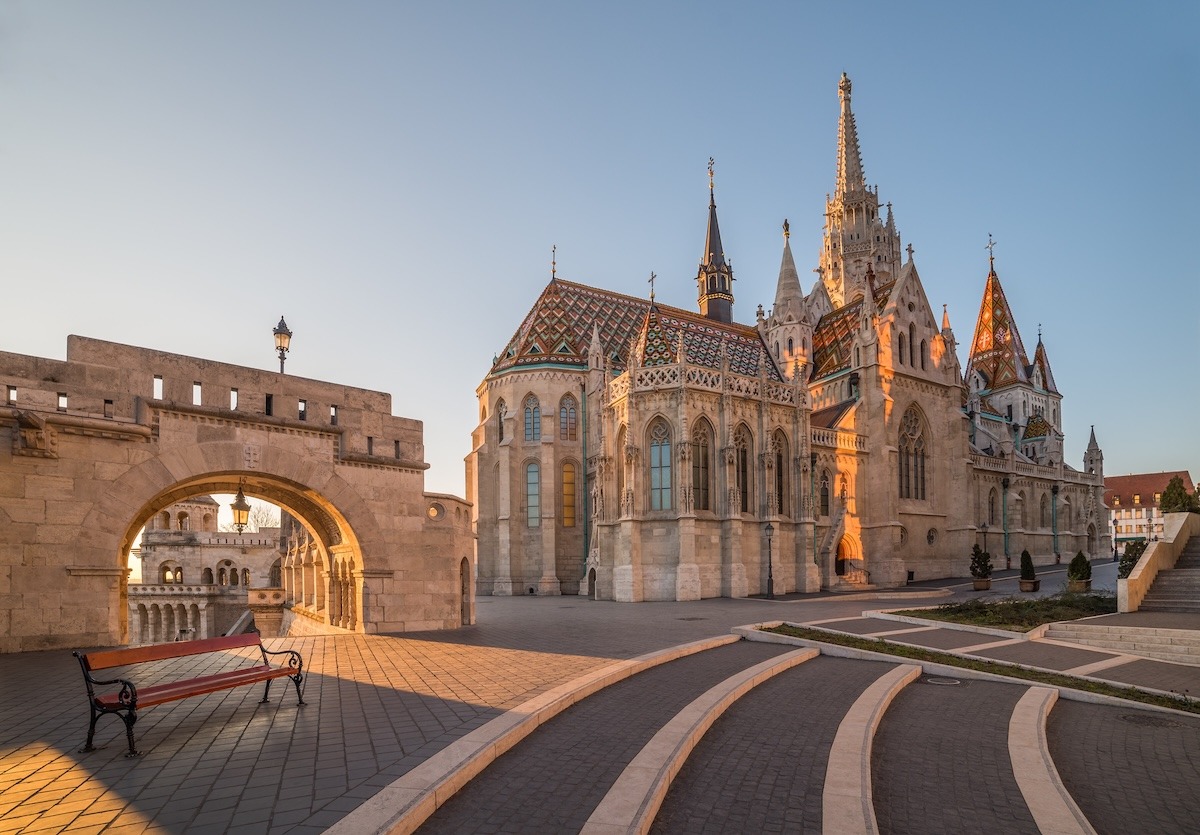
[496,399,507,442]
[908,323,915,366]
[616,425,627,506]
[524,396,541,441]
[159,511,171,530]
[559,395,578,441]
[202,567,214,584]
[735,425,752,514]
[561,462,576,527]
[920,340,927,370]
[988,488,998,526]
[269,559,281,587]
[819,470,831,517]
[526,462,540,527]
[218,567,227,585]
[648,420,672,511]
[242,568,251,586]
[898,406,926,500]
[787,337,794,354]
[691,419,713,512]
[177,512,190,531]
[898,334,906,365]
[1040,493,1050,528]
[773,429,789,515]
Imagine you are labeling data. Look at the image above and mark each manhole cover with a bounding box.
[924,676,962,686]
[677,617,707,621]
[1121,714,1186,729]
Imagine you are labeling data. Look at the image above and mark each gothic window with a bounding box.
[898,334,905,365]
[242,568,250,586]
[159,511,171,529]
[496,399,507,442]
[562,462,576,527]
[559,395,578,441]
[920,340,927,370]
[524,396,541,441]
[787,337,794,354]
[735,426,752,514]
[616,425,627,505]
[692,418,713,512]
[988,488,997,526]
[648,420,672,511]
[202,567,214,584]
[908,324,915,366]
[773,429,788,516]
[269,559,281,587]
[820,470,831,517]
[898,406,926,500]
[774,342,780,359]
[526,462,541,527]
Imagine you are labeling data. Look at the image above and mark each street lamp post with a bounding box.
[765,522,775,600]
[980,522,989,556]
[273,316,293,374]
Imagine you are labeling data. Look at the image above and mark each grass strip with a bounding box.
[764,623,1199,715]
[889,592,1117,633]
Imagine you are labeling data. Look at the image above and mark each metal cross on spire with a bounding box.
[985,233,997,268]
[551,244,557,280]
[708,157,715,194]
[648,271,656,302]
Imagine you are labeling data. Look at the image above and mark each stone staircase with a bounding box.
[1140,538,1200,613]
[1043,621,1200,666]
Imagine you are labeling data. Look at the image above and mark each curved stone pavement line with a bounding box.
[743,620,1200,715]
[821,663,921,835]
[579,647,819,835]
[1009,688,1097,835]
[325,633,741,835]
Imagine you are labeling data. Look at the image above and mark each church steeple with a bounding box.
[762,219,812,381]
[835,72,866,199]
[696,157,734,323]
[818,75,902,308]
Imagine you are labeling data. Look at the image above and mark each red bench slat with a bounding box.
[95,664,296,709]
[83,633,264,671]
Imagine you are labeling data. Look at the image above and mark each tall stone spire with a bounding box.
[772,219,805,319]
[817,75,902,308]
[696,157,734,323]
[763,219,812,381]
[835,72,866,199]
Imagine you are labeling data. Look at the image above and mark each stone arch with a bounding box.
[587,567,597,599]
[459,556,473,626]
[835,535,859,576]
[86,442,383,642]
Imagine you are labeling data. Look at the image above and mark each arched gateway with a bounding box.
[0,335,473,653]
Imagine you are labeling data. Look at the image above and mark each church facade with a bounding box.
[466,75,1108,601]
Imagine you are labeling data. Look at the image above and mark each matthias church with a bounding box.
[467,75,1108,601]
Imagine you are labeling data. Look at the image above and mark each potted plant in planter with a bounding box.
[970,543,993,590]
[1019,549,1040,592]
[1067,550,1092,593]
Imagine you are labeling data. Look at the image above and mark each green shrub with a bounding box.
[970,543,993,579]
[1119,539,1148,579]
[1067,551,1091,581]
[1020,549,1036,580]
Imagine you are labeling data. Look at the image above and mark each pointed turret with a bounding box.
[1031,334,1059,394]
[964,259,1032,392]
[1085,425,1104,479]
[763,220,813,381]
[696,158,734,323]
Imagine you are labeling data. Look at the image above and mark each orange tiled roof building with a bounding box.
[467,75,1109,600]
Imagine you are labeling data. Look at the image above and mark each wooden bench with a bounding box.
[74,632,305,757]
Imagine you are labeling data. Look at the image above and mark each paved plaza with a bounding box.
[2,561,1199,833]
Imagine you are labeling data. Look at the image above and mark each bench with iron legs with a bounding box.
[74,632,305,757]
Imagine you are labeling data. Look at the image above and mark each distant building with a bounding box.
[129,496,284,643]
[1104,470,1194,554]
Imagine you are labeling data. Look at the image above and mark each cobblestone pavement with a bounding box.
[2,587,1200,833]
[1048,700,1200,835]
[650,655,896,834]
[419,641,789,834]
[871,676,1039,835]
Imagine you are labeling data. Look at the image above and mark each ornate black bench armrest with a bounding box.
[88,676,139,708]
[261,646,304,672]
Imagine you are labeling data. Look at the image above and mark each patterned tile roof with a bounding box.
[810,281,893,380]
[1021,414,1053,439]
[965,268,1031,391]
[490,278,782,381]
[1031,338,1059,394]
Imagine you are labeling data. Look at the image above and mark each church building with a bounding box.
[466,75,1108,601]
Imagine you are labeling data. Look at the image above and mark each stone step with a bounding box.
[1043,623,1200,664]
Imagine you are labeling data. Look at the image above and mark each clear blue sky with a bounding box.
[2,2,1197,496]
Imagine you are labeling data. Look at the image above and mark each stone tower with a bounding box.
[761,219,813,381]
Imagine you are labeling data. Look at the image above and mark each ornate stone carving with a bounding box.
[13,412,57,459]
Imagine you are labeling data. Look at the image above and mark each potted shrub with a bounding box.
[1019,549,1039,592]
[969,543,993,590]
[1067,550,1092,593]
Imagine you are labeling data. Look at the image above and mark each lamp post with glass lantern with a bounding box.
[231,481,251,534]
[273,316,293,374]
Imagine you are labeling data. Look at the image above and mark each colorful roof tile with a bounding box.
[810,281,893,380]
[1022,414,1053,440]
[490,279,782,381]
[965,267,1031,391]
